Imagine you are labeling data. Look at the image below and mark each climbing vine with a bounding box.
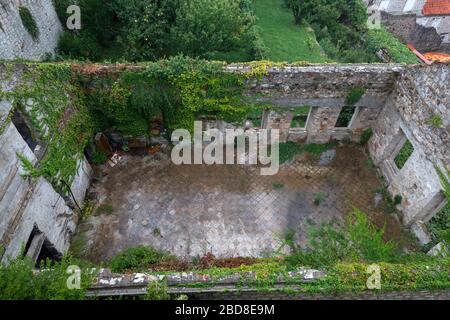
[1,63,93,194]
[19,6,39,40]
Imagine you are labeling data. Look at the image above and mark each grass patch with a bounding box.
[278,141,303,164]
[314,192,325,206]
[252,0,328,62]
[303,143,334,155]
[360,128,373,146]
[96,204,114,215]
[278,142,336,164]
[346,88,365,106]
[272,182,284,190]
[365,28,418,64]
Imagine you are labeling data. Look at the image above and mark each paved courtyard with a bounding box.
[74,143,407,263]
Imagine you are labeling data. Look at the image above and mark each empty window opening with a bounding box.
[290,106,310,129]
[36,239,62,267]
[394,139,414,170]
[23,226,61,268]
[11,109,38,151]
[335,106,356,128]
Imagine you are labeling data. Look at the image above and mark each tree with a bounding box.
[109,0,179,61]
[171,0,255,58]
[284,0,306,24]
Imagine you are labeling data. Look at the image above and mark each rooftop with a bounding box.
[423,0,450,16]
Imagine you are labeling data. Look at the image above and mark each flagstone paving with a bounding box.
[74,143,408,262]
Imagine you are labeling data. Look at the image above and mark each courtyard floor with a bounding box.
[73,143,409,263]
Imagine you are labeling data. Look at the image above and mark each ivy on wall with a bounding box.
[79,57,279,136]
[19,7,40,41]
[0,63,93,195]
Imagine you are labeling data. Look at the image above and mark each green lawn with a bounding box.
[252,0,329,62]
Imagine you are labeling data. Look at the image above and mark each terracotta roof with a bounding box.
[423,51,450,62]
[422,0,450,16]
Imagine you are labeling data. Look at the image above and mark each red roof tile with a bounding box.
[424,52,450,62]
[423,0,450,16]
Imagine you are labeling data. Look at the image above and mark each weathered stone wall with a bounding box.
[369,64,449,231]
[380,12,445,53]
[0,0,62,60]
[228,64,403,143]
[0,67,91,263]
[0,62,448,260]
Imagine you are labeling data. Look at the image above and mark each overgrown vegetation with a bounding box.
[1,208,448,299]
[109,246,171,273]
[283,0,417,63]
[427,168,450,246]
[278,141,336,164]
[394,140,414,170]
[0,255,92,300]
[359,128,373,145]
[285,209,425,268]
[19,6,39,40]
[95,204,114,216]
[0,64,94,195]
[54,0,262,62]
[90,150,108,165]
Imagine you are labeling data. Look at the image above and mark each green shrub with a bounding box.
[428,203,450,245]
[346,88,365,106]
[90,150,108,165]
[144,281,170,300]
[285,209,397,268]
[19,7,39,40]
[365,28,418,64]
[0,255,91,300]
[57,31,102,61]
[109,246,170,272]
[359,128,373,145]
[54,0,117,60]
[171,0,256,58]
[426,115,444,129]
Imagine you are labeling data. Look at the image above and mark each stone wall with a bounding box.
[369,64,449,233]
[0,67,91,263]
[0,62,448,260]
[0,0,62,60]
[86,267,450,300]
[380,12,445,53]
[227,64,403,143]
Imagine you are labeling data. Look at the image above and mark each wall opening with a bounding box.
[290,106,310,129]
[422,191,447,223]
[394,139,414,170]
[23,226,61,268]
[335,106,356,128]
[11,109,38,152]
